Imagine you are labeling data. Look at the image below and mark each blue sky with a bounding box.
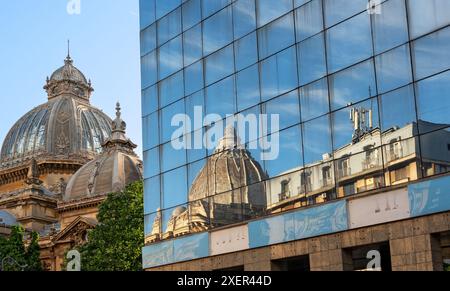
[0,0,142,155]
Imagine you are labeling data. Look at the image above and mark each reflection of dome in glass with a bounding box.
[148,126,268,242]
[189,126,268,203]
[64,103,142,202]
[0,56,111,169]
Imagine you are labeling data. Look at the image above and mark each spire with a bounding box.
[112,102,126,133]
[65,40,73,65]
[102,102,137,151]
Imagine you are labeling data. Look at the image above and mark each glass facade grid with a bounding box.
[140,0,450,241]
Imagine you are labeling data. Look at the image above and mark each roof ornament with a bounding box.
[102,102,137,151]
[25,158,43,186]
[65,39,73,65]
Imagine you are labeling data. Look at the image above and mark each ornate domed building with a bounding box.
[147,126,267,243]
[0,53,142,270]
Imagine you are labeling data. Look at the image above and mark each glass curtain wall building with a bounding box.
[140,0,450,244]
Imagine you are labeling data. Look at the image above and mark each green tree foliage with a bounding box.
[26,232,43,271]
[76,181,144,271]
[0,226,42,271]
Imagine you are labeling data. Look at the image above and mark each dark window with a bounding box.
[343,242,391,271]
[271,255,310,271]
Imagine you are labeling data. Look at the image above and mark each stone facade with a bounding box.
[0,54,142,271]
[146,212,450,271]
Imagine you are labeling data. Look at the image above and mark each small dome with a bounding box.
[64,103,142,202]
[0,210,18,226]
[50,56,88,85]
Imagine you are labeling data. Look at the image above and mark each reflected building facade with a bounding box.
[140,0,450,271]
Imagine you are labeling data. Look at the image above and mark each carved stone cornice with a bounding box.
[56,194,107,213]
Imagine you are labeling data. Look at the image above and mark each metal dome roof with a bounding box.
[0,55,112,169]
[0,96,112,169]
[50,55,88,85]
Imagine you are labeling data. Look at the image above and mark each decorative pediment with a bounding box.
[52,216,97,246]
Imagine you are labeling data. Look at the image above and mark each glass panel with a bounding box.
[408,0,450,39]
[326,12,372,73]
[329,59,376,111]
[142,111,159,150]
[372,0,408,54]
[161,98,185,144]
[163,167,188,208]
[182,0,201,30]
[295,0,323,42]
[185,90,205,133]
[203,6,233,55]
[236,64,261,112]
[416,71,450,134]
[332,98,380,153]
[263,90,300,133]
[412,27,450,81]
[266,170,305,209]
[335,149,385,196]
[260,46,298,101]
[299,78,329,122]
[323,0,367,28]
[202,0,230,18]
[233,0,256,40]
[140,0,156,29]
[156,0,181,20]
[420,128,450,178]
[158,35,183,80]
[159,70,184,108]
[141,23,156,56]
[379,85,417,144]
[142,85,158,116]
[183,23,202,66]
[205,44,234,86]
[157,7,182,45]
[264,126,303,177]
[383,136,420,185]
[302,115,332,165]
[209,190,243,229]
[375,44,412,94]
[162,141,186,172]
[144,176,161,214]
[184,60,204,96]
[258,12,295,59]
[141,51,157,88]
[304,161,336,205]
[234,32,258,71]
[297,32,326,86]
[256,0,293,28]
[205,76,236,121]
[144,147,160,178]
[187,128,207,163]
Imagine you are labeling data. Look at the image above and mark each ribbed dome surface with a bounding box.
[0,96,112,169]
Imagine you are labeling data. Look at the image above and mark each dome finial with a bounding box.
[65,40,73,65]
[116,102,122,119]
